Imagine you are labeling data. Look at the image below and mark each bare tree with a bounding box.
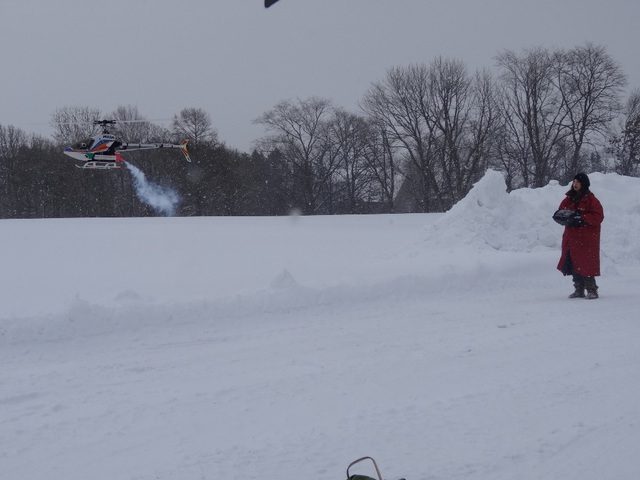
[0,124,26,164]
[255,97,339,214]
[50,106,102,145]
[426,59,499,208]
[0,124,28,215]
[556,43,627,180]
[328,108,376,212]
[467,69,502,183]
[496,44,626,186]
[362,59,499,211]
[361,120,399,212]
[496,47,569,187]
[109,105,157,143]
[361,63,439,211]
[172,107,218,147]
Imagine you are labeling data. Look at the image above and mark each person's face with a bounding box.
[572,179,582,191]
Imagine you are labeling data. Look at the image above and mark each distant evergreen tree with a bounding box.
[611,114,640,176]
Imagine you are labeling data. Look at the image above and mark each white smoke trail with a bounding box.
[124,162,180,217]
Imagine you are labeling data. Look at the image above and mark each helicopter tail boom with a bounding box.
[119,140,190,162]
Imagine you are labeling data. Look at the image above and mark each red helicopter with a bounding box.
[64,120,190,170]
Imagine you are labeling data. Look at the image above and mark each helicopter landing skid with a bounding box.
[76,161,122,170]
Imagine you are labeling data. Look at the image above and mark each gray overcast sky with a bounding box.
[1,0,639,151]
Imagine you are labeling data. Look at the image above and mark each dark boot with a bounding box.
[584,277,599,300]
[569,283,585,298]
[569,275,585,298]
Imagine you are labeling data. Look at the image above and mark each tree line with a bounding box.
[1,43,639,219]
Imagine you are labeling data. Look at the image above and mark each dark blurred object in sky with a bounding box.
[265,0,280,7]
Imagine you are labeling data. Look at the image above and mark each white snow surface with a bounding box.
[1,170,639,480]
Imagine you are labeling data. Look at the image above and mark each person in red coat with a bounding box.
[556,173,604,299]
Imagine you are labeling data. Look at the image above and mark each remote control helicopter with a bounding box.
[63,120,190,170]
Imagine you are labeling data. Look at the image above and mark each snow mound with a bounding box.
[420,169,561,252]
[419,170,640,266]
[269,269,300,290]
[584,172,640,266]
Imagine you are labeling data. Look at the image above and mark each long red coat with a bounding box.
[557,191,604,277]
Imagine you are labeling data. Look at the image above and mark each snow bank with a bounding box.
[0,256,543,345]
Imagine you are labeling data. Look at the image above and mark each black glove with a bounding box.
[566,211,585,227]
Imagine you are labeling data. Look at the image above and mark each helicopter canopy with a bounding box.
[73,138,94,150]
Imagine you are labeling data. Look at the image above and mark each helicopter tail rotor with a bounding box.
[179,140,191,162]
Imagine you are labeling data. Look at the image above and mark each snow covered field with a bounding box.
[1,171,639,480]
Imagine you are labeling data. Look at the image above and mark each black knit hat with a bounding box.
[573,172,590,189]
